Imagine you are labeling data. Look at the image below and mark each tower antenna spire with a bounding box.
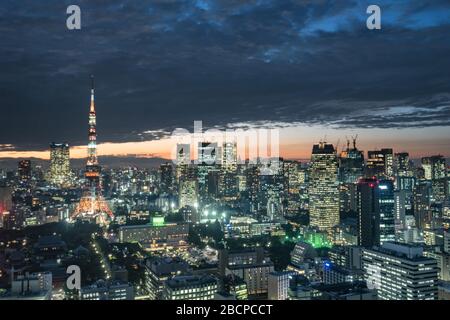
[72,76,113,225]
[90,74,95,112]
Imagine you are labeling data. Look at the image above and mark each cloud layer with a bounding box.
[0,0,450,151]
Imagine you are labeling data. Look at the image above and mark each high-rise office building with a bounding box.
[259,170,285,220]
[309,142,339,232]
[0,185,13,214]
[284,160,302,214]
[394,190,406,229]
[339,183,358,214]
[284,160,301,194]
[421,156,447,203]
[198,142,218,166]
[175,143,190,183]
[197,142,218,200]
[414,181,432,229]
[246,166,260,213]
[221,141,237,171]
[366,149,393,178]
[357,178,380,247]
[394,152,415,211]
[219,142,238,199]
[395,152,413,177]
[18,160,31,183]
[378,180,396,244]
[178,178,198,209]
[362,242,438,300]
[339,137,364,183]
[422,155,446,180]
[49,143,72,188]
[159,163,173,194]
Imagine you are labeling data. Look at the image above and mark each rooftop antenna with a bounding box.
[352,134,358,149]
[90,74,94,90]
[89,74,95,112]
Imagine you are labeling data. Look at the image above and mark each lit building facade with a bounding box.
[362,242,438,300]
[357,178,380,247]
[366,148,393,178]
[309,142,339,232]
[378,180,396,244]
[178,178,198,209]
[339,137,364,184]
[18,160,31,183]
[268,271,296,300]
[49,143,72,187]
[162,275,218,300]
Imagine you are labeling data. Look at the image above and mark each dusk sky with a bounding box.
[1,0,450,161]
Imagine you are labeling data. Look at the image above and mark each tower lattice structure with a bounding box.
[72,76,114,225]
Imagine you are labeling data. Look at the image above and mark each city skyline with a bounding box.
[1,1,450,160]
[0,123,449,162]
[1,1,450,304]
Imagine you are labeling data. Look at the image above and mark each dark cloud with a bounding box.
[0,0,449,150]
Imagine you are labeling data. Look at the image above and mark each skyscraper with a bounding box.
[413,181,432,229]
[378,180,396,244]
[394,152,413,177]
[197,142,218,201]
[309,142,339,232]
[246,166,260,214]
[284,160,302,214]
[198,142,218,166]
[160,163,173,195]
[357,178,380,247]
[175,143,190,183]
[366,148,393,178]
[72,76,114,225]
[49,143,72,188]
[18,160,31,183]
[421,155,446,180]
[422,155,447,202]
[219,142,238,199]
[339,137,364,184]
[179,178,198,210]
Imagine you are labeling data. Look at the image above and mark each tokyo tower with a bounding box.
[72,76,114,225]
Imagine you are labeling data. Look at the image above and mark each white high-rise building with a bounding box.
[362,242,438,300]
[268,271,295,300]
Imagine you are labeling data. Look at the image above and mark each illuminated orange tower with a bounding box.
[72,76,113,225]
